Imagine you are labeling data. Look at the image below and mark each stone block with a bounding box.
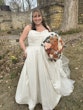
[1,22,12,31]
[11,12,30,29]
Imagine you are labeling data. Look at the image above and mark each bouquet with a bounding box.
[41,32,64,61]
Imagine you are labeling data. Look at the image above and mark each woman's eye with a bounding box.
[33,15,37,18]
[38,15,41,17]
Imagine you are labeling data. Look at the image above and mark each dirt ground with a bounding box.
[0,32,83,110]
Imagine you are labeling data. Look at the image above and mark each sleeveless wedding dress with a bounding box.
[15,30,75,110]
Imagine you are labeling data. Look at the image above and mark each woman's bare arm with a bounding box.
[19,25,31,52]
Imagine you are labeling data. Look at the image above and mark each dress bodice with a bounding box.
[27,30,50,46]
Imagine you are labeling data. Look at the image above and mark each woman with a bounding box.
[15,8,75,110]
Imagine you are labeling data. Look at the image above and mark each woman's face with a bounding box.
[32,11,43,25]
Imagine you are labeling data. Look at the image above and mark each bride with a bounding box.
[15,8,75,110]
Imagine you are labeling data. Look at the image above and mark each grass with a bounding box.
[10,72,18,79]
[59,28,82,35]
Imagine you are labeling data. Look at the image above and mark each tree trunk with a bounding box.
[60,0,78,32]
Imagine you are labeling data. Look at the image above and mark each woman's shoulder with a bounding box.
[21,24,32,36]
[24,24,32,31]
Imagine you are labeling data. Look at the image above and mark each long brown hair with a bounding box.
[31,8,49,31]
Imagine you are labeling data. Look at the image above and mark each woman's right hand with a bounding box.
[23,50,27,59]
[24,51,27,58]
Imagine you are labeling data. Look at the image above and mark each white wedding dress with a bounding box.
[15,30,75,110]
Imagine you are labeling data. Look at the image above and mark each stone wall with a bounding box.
[43,5,63,30]
[0,0,83,31]
[0,5,63,31]
[0,11,11,31]
[78,0,83,24]
[0,11,30,31]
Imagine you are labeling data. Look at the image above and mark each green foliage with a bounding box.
[0,0,4,5]
[11,56,18,64]
[10,72,18,79]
